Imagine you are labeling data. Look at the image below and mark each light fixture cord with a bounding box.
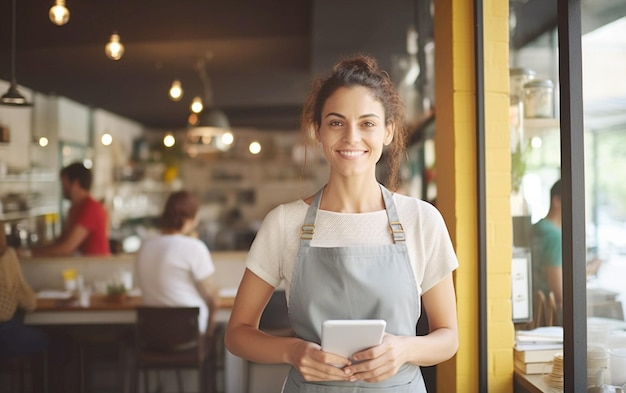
[10,0,17,84]
[196,57,214,107]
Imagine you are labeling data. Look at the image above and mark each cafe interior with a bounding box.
[1,0,626,392]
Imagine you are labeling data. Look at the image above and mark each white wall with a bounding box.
[92,108,144,201]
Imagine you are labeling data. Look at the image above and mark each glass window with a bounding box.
[512,6,626,389]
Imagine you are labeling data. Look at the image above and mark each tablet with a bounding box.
[321,319,386,359]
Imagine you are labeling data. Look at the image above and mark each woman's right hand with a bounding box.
[287,339,355,382]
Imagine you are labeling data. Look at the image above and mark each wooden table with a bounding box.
[25,293,237,393]
[26,293,234,325]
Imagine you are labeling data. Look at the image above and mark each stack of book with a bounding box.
[514,326,563,375]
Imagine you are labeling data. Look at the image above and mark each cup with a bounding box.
[588,346,609,388]
[610,348,626,386]
[78,287,91,308]
[62,268,77,292]
[120,270,133,291]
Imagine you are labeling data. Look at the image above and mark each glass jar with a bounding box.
[509,67,536,103]
[523,79,554,118]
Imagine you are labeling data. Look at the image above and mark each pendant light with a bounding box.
[190,96,203,113]
[1,0,31,107]
[168,79,183,101]
[186,54,232,154]
[105,32,125,60]
[49,0,70,26]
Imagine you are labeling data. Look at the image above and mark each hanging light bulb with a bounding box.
[190,96,203,113]
[101,132,113,146]
[168,79,183,101]
[163,133,176,148]
[49,0,70,26]
[105,32,125,60]
[248,141,262,155]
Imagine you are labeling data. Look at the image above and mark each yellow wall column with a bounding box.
[434,0,514,392]
[484,0,515,392]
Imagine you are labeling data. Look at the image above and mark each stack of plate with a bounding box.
[544,353,564,390]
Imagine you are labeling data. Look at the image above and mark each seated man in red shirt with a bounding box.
[28,162,110,257]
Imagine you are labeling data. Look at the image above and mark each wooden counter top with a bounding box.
[35,293,235,311]
[36,294,142,311]
[28,293,235,325]
[514,370,562,393]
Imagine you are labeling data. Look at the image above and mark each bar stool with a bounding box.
[131,306,217,393]
[0,351,48,393]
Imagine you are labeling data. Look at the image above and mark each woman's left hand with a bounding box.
[341,333,408,383]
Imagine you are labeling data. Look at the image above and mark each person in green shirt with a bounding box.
[531,179,563,325]
[531,179,602,326]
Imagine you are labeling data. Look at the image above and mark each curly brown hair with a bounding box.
[300,54,407,190]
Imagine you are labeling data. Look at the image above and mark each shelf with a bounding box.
[0,206,58,222]
[523,117,560,138]
[0,173,57,182]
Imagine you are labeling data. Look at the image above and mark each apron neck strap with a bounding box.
[300,184,406,244]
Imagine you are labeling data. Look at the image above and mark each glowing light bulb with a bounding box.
[221,132,234,146]
[38,137,49,147]
[249,141,261,155]
[169,80,183,101]
[101,133,113,146]
[163,133,176,148]
[105,33,125,60]
[49,0,70,26]
[190,96,203,113]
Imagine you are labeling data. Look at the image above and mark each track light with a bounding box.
[49,0,70,26]
[105,32,125,60]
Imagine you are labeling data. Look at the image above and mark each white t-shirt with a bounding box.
[246,193,459,302]
[135,234,215,333]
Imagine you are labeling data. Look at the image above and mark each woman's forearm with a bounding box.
[225,324,303,365]
[401,327,458,367]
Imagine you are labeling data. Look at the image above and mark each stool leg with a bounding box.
[143,369,149,393]
[176,369,184,393]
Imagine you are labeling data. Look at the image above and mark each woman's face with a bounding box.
[316,86,393,180]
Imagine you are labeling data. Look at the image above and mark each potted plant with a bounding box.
[106,282,128,302]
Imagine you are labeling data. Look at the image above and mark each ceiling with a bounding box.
[0,0,578,134]
[0,0,315,132]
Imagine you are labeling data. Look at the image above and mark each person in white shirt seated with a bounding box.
[135,190,218,334]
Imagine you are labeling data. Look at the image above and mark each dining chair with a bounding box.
[131,306,217,393]
[547,291,558,326]
[530,290,547,329]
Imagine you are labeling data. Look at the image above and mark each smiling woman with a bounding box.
[224,54,459,393]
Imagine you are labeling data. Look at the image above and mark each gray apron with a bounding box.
[283,185,426,393]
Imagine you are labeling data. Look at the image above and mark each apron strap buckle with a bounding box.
[301,224,315,240]
[389,221,406,243]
